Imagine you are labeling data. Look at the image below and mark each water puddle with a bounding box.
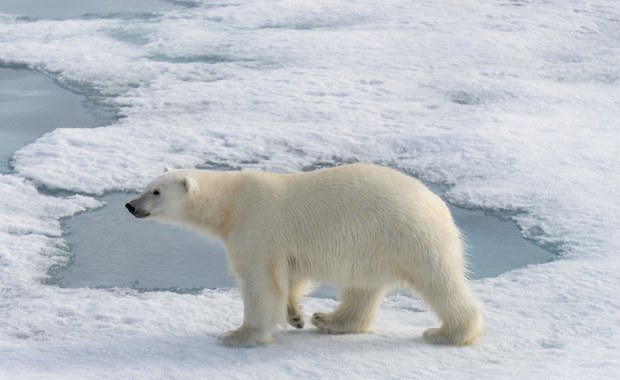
[0,66,113,174]
[55,188,555,297]
[0,0,193,20]
[58,193,231,292]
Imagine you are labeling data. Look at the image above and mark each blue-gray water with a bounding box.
[0,67,113,173]
[0,0,188,20]
[57,192,555,298]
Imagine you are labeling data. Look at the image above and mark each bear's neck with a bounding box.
[185,170,241,241]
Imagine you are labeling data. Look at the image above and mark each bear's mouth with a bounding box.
[133,211,150,219]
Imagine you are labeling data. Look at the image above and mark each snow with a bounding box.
[1,0,619,378]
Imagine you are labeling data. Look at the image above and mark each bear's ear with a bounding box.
[183,176,199,194]
[164,166,171,173]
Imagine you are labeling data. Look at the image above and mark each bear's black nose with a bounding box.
[125,202,136,214]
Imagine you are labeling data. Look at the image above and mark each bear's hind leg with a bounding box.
[287,279,310,329]
[312,287,386,334]
[408,273,482,346]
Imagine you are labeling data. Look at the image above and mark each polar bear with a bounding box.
[126,164,482,347]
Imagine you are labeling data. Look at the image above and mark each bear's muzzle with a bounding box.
[125,202,150,218]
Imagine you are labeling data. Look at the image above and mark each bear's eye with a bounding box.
[153,190,160,196]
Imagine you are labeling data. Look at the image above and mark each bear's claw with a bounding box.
[289,316,304,329]
[287,305,305,329]
[311,312,340,334]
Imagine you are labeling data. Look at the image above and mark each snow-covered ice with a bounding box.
[1,0,619,378]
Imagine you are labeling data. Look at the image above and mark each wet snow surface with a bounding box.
[0,0,619,379]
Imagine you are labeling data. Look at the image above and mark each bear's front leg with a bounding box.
[217,324,273,347]
[217,267,287,347]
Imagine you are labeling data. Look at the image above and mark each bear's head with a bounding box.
[125,168,199,224]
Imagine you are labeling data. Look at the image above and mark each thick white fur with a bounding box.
[129,163,482,347]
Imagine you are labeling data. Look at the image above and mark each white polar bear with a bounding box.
[126,164,482,347]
